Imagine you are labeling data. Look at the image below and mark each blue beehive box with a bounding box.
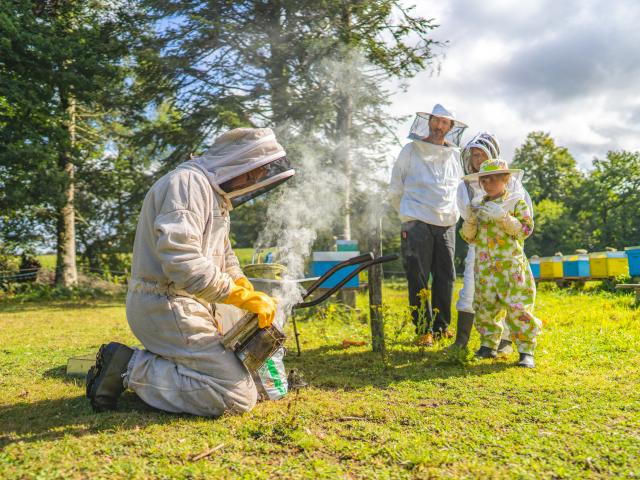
[312,251,360,289]
[529,256,540,279]
[562,254,590,277]
[625,246,640,277]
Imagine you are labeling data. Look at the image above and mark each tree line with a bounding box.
[1,0,438,284]
[1,1,638,283]
[511,132,640,258]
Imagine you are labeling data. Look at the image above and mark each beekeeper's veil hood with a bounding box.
[461,132,501,175]
[408,103,467,147]
[192,128,294,209]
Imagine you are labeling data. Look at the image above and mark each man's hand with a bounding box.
[223,283,278,328]
[479,202,507,221]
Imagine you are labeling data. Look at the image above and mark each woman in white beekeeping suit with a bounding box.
[449,132,534,353]
[86,128,295,416]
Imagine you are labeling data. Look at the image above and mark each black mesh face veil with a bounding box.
[219,156,295,208]
[228,175,292,207]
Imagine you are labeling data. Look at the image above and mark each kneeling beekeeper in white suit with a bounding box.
[86,128,295,416]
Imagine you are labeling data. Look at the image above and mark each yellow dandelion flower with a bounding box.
[418,288,431,301]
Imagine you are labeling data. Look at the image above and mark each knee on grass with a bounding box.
[226,379,259,413]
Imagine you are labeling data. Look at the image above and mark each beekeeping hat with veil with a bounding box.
[459,132,526,209]
[461,132,501,175]
[462,158,523,182]
[192,128,295,209]
[408,103,468,147]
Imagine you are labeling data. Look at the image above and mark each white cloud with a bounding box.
[387,0,640,170]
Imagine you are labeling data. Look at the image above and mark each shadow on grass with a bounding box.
[43,365,89,385]
[1,344,513,448]
[286,344,514,390]
[0,391,192,449]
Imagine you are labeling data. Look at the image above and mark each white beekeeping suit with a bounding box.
[388,104,467,344]
[124,128,294,416]
[389,140,463,226]
[389,105,465,227]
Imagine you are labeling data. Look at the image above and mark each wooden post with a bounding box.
[369,218,385,354]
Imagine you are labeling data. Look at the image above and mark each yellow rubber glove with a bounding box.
[223,283,277,328]
[235,276,254,292]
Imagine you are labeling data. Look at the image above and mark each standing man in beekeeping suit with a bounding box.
[86,128,295,416]
[389,104,467,347]
[450,133,533,353]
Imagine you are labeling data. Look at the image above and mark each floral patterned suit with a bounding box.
[460,191,542,355]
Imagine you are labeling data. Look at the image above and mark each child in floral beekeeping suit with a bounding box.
[451,132,534,355]
[459,159,541,368]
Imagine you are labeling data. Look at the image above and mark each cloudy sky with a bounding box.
[388,0,640,169]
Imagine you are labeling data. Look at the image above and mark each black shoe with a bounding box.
[497,339,514,355]
[86,342,134,412]
[475,346,497,359]
[517,353,535,368]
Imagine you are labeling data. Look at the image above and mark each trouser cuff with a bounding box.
[123,348,141,389]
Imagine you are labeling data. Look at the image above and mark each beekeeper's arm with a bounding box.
[155,210,275,326]
[481,200,534,240]
[502,199,534,239]
[155,209,234,303]
[523,189,534,220]
[457,182,471,221]
[223,237,255,291]
[389,144,411,213]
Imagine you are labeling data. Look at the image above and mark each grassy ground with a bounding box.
[35,255,57,270]
[1,281,639,479]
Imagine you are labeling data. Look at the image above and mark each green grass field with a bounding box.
[1,282,639,479]
[36,249,256,271]
[35,255,57,270]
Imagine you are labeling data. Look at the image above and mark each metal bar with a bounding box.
[294,254,398,309]
[0,272,38,281]
[301,252,374,298]
[292,314,302,356]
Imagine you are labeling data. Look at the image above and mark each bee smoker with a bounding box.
[221,252,398,371]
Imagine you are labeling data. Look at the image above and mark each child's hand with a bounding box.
[479,202,507,221]
[465,206,479,224]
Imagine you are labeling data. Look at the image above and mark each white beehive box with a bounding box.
[66,353,96,377]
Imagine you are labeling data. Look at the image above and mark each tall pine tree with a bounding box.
[0,0,145,285]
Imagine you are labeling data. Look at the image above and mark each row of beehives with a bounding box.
[529,247,640,280]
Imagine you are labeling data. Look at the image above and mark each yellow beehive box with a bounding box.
[539,255,563,278]
[589,252,607,277]
[606,251,628,277]
[590,251,629,278]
